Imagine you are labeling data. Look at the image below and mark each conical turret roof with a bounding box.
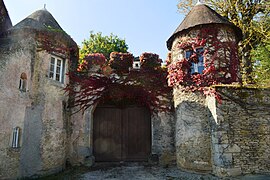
[9,7,77,49]
[12,8,63,31]
[0,0,12,35]
[167,3,242,50]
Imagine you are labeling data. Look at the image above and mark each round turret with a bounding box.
[167,3,242,50]
[167,3,242,85]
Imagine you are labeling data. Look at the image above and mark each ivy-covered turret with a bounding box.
[166,1,243,174]
[167,2,242,93]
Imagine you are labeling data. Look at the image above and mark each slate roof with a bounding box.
[167,3,242,50]
[12,8,63,31]
[0,0,12,35]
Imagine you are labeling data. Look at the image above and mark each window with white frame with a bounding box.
[185,47,204,74]
[11,127,20,148]
[49,56,65,83]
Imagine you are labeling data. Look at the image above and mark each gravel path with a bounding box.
[80,165,216,180]
[41,163,270,180]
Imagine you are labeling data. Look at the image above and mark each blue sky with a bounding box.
[4,0,184,60]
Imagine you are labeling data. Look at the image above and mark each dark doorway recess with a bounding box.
[93,105,151,162]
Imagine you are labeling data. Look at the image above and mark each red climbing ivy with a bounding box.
[77,53,107,72]
[140,53,162,70]
[109,52,133,73]
[65,52,172,113]
[36,31,78,56]
[167,27,240,102]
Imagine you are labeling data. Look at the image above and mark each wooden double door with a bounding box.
[93,105,151,162]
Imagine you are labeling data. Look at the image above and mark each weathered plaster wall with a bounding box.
[20,105,43,177]
[0,34,71,179]
[208,87,270,177]
[174,88,212,172]
[31,51,69,176]
[0,37,34,179]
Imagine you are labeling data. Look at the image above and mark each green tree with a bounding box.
[177,0,270,84]
[80,31,128,60]
[252,43,270,86]
[251,14,270,86]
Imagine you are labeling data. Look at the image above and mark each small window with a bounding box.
[11,127,20,148]
[185,47,204,74]
[49,56,65,83]
[19,73,27,92]
[133,62,141,69]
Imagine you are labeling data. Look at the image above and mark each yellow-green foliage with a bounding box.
[80,31,128,61]
[252,43,270,87]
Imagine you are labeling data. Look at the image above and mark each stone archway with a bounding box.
[93,104,151,162]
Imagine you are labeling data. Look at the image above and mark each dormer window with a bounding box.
[185,47,204,74]
[49,55,65,83]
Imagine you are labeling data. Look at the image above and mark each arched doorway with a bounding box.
[93,104,151,162]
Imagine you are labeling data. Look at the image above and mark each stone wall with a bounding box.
[209,86,270,176]
[173,86,270,176]
[173,85,270,176]
[151,111,175,166]
[68,107,93,166]
[174,88,212,172]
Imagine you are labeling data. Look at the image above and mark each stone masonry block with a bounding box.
[214,167,242,177]
[225,144,241,153]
